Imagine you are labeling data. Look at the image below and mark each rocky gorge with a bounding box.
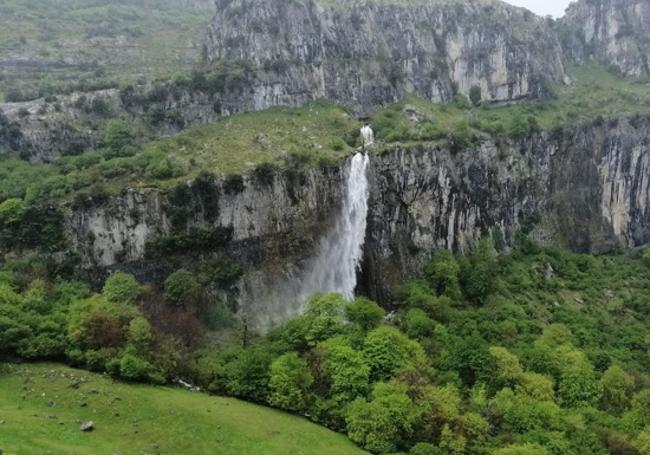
[57,114,650,329]
[1,0,650,329]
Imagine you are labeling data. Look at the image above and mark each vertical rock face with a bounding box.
[63,116,650,324]
[562,0,650,75]
[205,0,567,112]
[362,116,650,302]
[67,165,344,330]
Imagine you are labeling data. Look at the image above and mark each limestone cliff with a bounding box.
[362,115,650,301]
[61,115,650,328]
[562,0,650,75]
[205,0,567,112]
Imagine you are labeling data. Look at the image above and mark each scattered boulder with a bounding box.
[80,420,94,432]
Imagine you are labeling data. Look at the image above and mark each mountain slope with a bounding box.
[0,363,366,455]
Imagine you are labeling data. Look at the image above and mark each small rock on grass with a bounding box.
[80,421,94,431]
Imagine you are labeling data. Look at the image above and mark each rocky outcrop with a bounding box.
[562,0,650,75]
[362,115,650,301]
[205,0,567,113]
[60,115,650,327]
[67,164,344,329]
[0,86,222,162]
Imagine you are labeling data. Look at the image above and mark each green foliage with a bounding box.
[635,427,650,455]
[225,348,273,403]
[346,381,420,453]
[494,443,549,455]
[424,250,461,300]
[403,308,435,338]
[164,269,200,306]
[558,363,602,408]
[103,119,135,157]
[643,248,650,268]
[103,272,141,305]
[601,365,634,414]
[268,352,313,412]
[321,337,371,404]
[1,232,650,454]
[364,326,424,381]
[345,297,385,331]
[409,442,441,455]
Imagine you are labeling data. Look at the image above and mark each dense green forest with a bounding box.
[2,234,650,454]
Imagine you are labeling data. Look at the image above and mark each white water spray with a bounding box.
[299,152,370,300]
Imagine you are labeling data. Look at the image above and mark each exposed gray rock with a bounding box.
[80,420,94,431]
[60,115,650,328]
[205,0,567,113]
[562,0,650,75]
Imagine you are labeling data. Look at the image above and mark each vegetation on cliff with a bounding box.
[2,232,650,453]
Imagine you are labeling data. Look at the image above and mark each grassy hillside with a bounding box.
[0,363,366,455]
[1,63,650,218]
[0,0,214,102]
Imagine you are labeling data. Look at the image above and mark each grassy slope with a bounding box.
[0,0,213,101]
[0,363,366,455]
[2,64,650,205]
[368,64,650,145]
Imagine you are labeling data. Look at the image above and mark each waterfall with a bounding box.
[299,152,370,300]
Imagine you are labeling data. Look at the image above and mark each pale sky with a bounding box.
[504,0,574,18]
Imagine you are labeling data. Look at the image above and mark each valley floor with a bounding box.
[0,363,366,455]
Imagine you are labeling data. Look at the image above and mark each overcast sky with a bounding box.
[503,0,574,18]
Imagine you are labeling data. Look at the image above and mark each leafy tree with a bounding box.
[489,346,523,388]
[103,272,141,305]
[321,337,370,403]
[268,352,313,411]
[409,442,441,455]
[346,381,420,453]
[516,372,555,402]
[225,347,273,403]
[624,389,650,430]
[404,308,435,338]
[0,198,25,225]
[558,363,602,408]
[461,239,498,303]
[364,326,425,381]
[439,423,466,454]
[601,365,634,414]
[304,293,347,345]
[420,383,462,433]
[127,316,154,354]
[345,297,385,331]
[164,269,200,306]
[634,427,650,455]
[119,352,159,382]
[103,119,135,156]
[424,250,461,300]
[494,443,549,455]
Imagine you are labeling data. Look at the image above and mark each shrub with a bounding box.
[346,381,420,453]
[268,352,313,411]
[103,119,135,153]
[164,269,200,306]
[225,348,273,403]
[424,250,461,300]
[103,272,141,305]
[364,326,425,381]
[404,308,435,339]
[345,297,385,331]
